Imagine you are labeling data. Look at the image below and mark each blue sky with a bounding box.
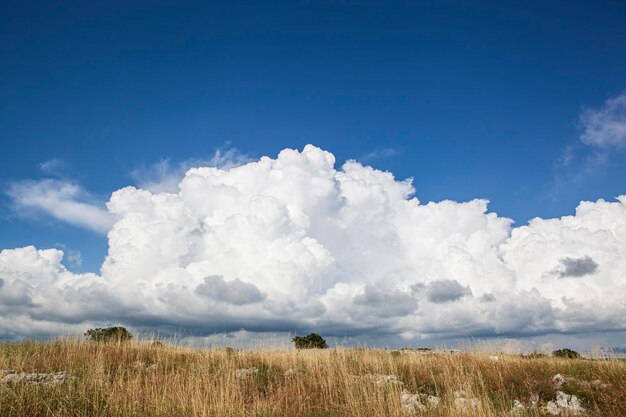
[1,0,626,274]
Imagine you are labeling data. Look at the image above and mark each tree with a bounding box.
[292,333,328,349]
[84,326,133,343]
[552,348,580,359]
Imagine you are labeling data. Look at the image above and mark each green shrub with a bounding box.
[552,348,580,359]
[292,333,328,349]
[524,352,547,359]
[84,326,133,343]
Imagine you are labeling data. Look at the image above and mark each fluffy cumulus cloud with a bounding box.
[1,145,626,342]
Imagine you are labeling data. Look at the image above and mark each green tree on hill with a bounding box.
[552,348,580,359]
[84,326,133,343]
[292,333,328,349]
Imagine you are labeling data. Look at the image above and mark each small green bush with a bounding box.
[84,326,133,343]
[293,333,328,349]
[524,352,547,359]
[552,348,580,359]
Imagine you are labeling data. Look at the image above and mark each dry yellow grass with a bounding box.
[0,338,624,416]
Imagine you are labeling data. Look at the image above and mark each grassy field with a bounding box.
[0,339,624,416]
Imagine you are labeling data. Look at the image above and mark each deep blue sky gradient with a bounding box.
[1,1,626,272]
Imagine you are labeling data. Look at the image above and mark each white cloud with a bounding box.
[65,249,82,270]
[554,145,575,168]
[6,179,114,234]
[54,243,82,270]
[1,145,625,343]
[359,147,399,163]
[39,158,66,176]
[550,91,626,194]
[580,91,626,147]
[131,146,252,193]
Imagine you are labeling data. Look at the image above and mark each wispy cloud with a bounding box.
[359,147,399,163]
[131,145,252,193]
[38,158,66,176]
[6,179,113,234]
[554,145,575,169]
[5,146,250,234]
[549,91,626,198]
[580,91,626,148]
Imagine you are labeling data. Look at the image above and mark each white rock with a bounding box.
[455,397,481,411]
[546,391,586,415]
[373,374,404,385]
[0,370,66,386]
[454,391,480,412]
[2,373,23,383]
[529,393,539,407]
[553,374,567,389]
[353,374,404,385]
[454,390,465,398]
[235,367,259,379]
[400,390,439,414]
[424,394,439,408]
[401,391,427,413]
[511,399,526,414]
[590,379,607,389]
